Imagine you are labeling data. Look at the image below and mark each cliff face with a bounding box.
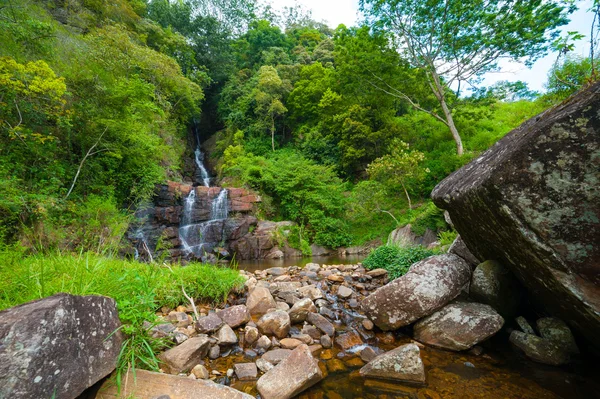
[432,82,600,344]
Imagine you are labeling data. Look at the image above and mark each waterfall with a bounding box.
[193,122,211,187]
[179,187,229,258]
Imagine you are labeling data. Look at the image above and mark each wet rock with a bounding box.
[280,338,304,349]
[217,305,251,329]
[448,236,480,268]
[326,359,347,373]
[195,313,224,334]
[191,364,209,379]
[209,345,220,359]
[247,287,278,316]
[234,363,258,380]
[413,301,504,351]
[257,310,291,339]
[362,319,374,330]
[431,84,600,344]
[360,346,377,362]
[302,324,322,340]
[244,326,260,345]
[337,286,354,298]
[510,331,570,365]
[320,334,332,348]
[0,294,123,399]
[348,299,359,308]
[516,316,536,335]
[537,317,579,355]
[470,260,520,317]
[217,324,238,345]
[307,312,335,337]
[327,274,345,283]
[319,306,336,320]
[262,349,293,365]
[335,330,364,350]
[359,343,425,385]
[256,358,274,373]
[292,334,313,345]
[288,298,318,324]
[104,369,253,398]
[257,344,324,399]
[159,336,211,374]
[298,285,324,300]
[256,335,272,350]
[361,254,472,330]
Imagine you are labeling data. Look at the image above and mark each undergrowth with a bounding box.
[363,244,436,279]
[0,247,244,379]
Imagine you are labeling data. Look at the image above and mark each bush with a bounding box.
[363,245,436,279]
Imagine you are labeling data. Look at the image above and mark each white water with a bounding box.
[194,147,211,187]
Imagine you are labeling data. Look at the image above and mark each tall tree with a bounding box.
[254,66,288,150]
[359,0,574,155]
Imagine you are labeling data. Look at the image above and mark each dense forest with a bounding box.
[0,0,593,252]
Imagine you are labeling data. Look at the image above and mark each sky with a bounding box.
[270,0,595,93]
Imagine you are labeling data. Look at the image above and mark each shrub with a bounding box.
[363,245,436,279]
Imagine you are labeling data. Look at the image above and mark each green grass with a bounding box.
[0,247,245,380]
[363,244,437,280]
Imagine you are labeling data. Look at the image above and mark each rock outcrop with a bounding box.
[0,294,123,399]
[361,254,472,330]
[413,301,504,351]
[432,82,600,343]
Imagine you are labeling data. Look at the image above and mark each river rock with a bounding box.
[256,335,272,350]
[217,305,251,329]
[537,317,579,355]
[0,294,123,399]
[359,343,425,385]
[262,348,293,365]
[257,310,291,339]
[257,344,324,399]
[509,331,570,365]
[413,302,504,351]
[431,83,600,345]
[159,336,211,374]
[256,358,274,372]
[361,254,472,330]
[335,330,364,350]
[217,324,238,345]
[234,363,258,380]
[338,285,354,298]
[366,268,388,278]
[298,285,324,300]
[320,334,332,348]
[448,236,480,268]
[280,338,303,349]
[191,364,210,379]
[247,287,278,316]
[195,313,224,334]
[307,312,335,337]
[470,260,520,317]
[96,369,254,399]
[288,298,317,324]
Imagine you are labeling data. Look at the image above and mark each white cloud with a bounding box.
[268,0,360,28]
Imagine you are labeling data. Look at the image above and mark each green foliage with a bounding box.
[543,55,593,102]
[363,244,436,279]
[438,230,458,247]
[0,249,244,375]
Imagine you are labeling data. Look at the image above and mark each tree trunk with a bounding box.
[401,181,412,210]
[430,70,464,156]
[271,114,275,151]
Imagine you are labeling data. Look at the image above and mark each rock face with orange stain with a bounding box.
[413,302,504,351]
[359,343,426,385]
[432,82,600,344]
[361,254,472,330]
[257,344,324,399]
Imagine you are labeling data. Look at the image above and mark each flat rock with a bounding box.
[234,363,258,380]
[257,310,291,339]
[217,305,251,329]
[195,313,224,334]
[0,294,123,399]
[337,286,354,298]
[96,369,254,398]
[359,343,425,385]
[280,338,303,349]
[247,287,277,316]
[335,330,364,350]
[297,285,324,300]
[361,254,472,330]
[413,302,504,351]
[431,82,600,344]
[262,348,293,365]
[159,336,211,374]
[288,298,317,324]
[307,312,335,337]
[366,269,388,278]
[257,344,324,399]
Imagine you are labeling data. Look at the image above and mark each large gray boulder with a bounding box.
[361,254,472,330]
[431,83,600,344]
[413,301,504,351]
[256,344,324,399]
[0,294,123,399]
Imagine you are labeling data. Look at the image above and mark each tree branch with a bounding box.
[64,128,107,200]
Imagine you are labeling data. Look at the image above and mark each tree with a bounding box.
[367,139,428,210]
[254,66,288,150]
[359,0,573,155]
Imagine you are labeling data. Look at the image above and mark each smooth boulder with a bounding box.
[257,310,291,339]
[413,301,504,351]
[0,294,123,399]
[431,82,600,344]
[361,254,472,330]
[359,343,425,385]
[257,344,324,399]
[247,287,277,316]
[470,260,521,317]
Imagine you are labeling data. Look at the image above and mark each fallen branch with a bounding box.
[182,286,200,322]
[64,128,107,200]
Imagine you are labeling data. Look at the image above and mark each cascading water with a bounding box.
[178,125,230,259]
